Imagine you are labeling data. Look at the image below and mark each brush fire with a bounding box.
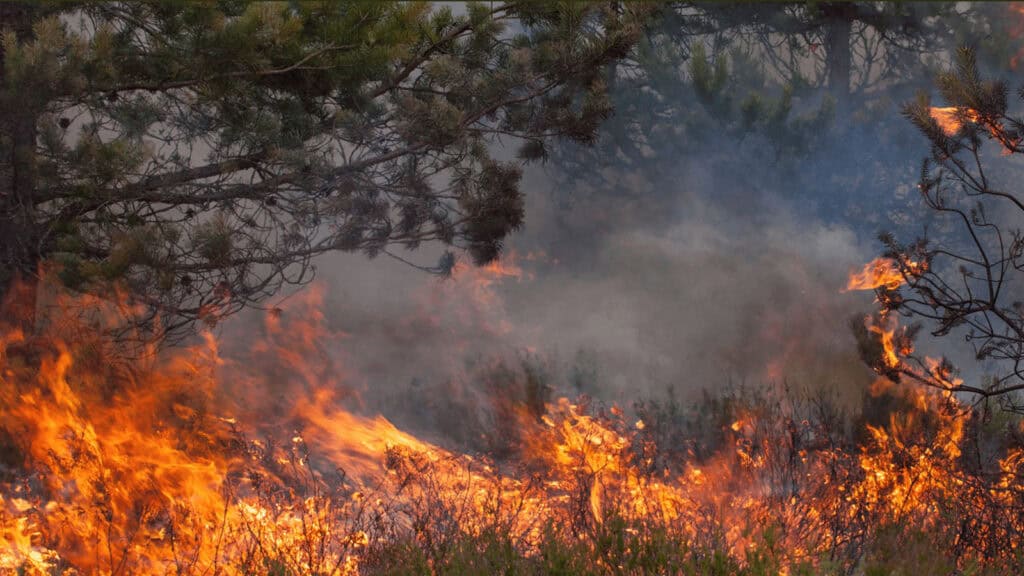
[8,2,1024,575]
[1,259,1023,576]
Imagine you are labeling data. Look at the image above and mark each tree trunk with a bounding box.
[822,3,853,113]
[0,3,41,331]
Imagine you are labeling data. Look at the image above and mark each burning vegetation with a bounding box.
[1,263,1024,576]
[9,3,1024,576]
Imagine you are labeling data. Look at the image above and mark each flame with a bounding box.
[846,257,904,291]
[452,252,525,284]
[930,106,1021,152]
[924,356,964,390]
[1,271,1024,573]
[929,106,981,137]
[848,258,966,392]
[436,252,529,336]
[867,316,902,370]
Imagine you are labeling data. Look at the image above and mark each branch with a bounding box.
[88,45,357,95]
[368,3,515,99]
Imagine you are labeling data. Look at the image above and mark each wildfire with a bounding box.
[924,356,964,390]
[1,269,1024,574]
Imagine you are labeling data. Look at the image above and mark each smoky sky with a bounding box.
[221,8,1024,430]
[296,136,897,421]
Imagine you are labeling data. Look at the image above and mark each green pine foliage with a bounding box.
[0,2,649,340]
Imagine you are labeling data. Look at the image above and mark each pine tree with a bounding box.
[0,1,648,339]
[544,1,963,248]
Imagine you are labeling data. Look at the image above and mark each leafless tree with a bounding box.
[876,47,1024,409]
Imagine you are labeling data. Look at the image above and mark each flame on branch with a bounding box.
[928,106,982,137]
[927,105,1021,152]
[867,316,903,370]
[846,257,905,291]
[847,261,964,395]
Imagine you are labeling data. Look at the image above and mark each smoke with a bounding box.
[503,172,875,402]
[287,131,901,432]
[228,13,1019,436]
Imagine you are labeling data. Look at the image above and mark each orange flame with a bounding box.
[846,257,904,291]
[867,316,903,370]
[924,356,964,390]
[929,106,981,137]
[848,257,967,393]
[2,273,1024,573]
[930,106,1021,153]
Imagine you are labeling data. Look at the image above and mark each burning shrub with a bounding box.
[2,279,1024,574]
